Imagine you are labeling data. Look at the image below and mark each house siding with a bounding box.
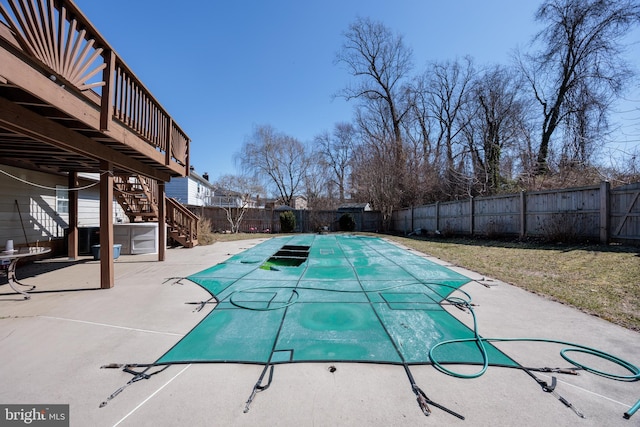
[187,179,203,206]
[0,166,126,247]
[166,175,213,206]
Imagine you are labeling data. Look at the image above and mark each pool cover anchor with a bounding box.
[244,363,275,413]
[185,296,217,312]
[412,384,465,420]
[525,370,585,418]
[163,277,188,285]
[98,364,170,408]
[403,365,464,420]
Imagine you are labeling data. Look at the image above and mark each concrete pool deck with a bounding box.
[0,237,638,426]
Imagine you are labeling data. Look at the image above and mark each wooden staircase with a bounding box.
[113,175,158,222]
[114,175,198,248]
[166,197,199,248]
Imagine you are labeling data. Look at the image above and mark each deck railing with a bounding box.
[0,0,189,170]
[166,197,199,247]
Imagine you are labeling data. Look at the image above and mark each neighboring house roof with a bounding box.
[213,187,241,197]
[275,205,295,211]
[338,203,372,211]
[188,169,215,189]
[265,196,308,210]
[166,168,215,207]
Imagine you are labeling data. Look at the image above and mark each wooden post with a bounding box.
[411,206,414,233]
[520,191,526,239]
[469,197,474,236]
[165,118,173,166]
[435,201,440,233]
[100,50,116,131]
[600,181,610,244]
[158,181,166,261]
[99,161,114,289]
[67,172,79,259]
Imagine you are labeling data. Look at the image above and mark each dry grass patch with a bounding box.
[385,236,640,331]
[197,227,273,245]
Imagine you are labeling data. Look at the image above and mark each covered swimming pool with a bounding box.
[99,234,639,419]
[156,234,516,368]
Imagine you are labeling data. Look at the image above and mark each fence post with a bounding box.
[469,197,474,236]
[600,181,610,244]
[435,201,440,232]
[519,190,526,239]
[411,206,414,233]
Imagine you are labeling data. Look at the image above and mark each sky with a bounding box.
[73,0,640,180]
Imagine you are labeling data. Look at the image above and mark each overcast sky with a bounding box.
[74,0,639,180]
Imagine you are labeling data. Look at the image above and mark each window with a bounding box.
[56,185,69,214]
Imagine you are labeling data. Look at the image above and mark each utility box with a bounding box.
[114,223,159,255]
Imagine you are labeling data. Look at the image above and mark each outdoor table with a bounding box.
[0,247,51,299]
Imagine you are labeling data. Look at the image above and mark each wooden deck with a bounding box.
[0,0,189,180]
[0,0,193,289]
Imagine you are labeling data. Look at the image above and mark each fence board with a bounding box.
[474,195,520,236]
[390,182,640,244]
[610,182,640,242]
[193,207,382,234]
[525,186,600,239]
[439,200,470,234]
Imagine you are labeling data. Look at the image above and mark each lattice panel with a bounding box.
[0,0,106,91]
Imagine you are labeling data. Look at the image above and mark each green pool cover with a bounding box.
[157,235,517,368]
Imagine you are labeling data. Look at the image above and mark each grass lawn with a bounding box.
[205,232,640,331]
[384,235,640,332]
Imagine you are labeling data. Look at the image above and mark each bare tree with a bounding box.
[303,143,332,209]
[402,73,444,204]
[214,174,264,233]
[335,17,413,189]
[315,122,356,203]
[467,65,526,194]
[520,0,640,174]
[238,125,308,207]
[350,135,397,229]
[423,57,476,198]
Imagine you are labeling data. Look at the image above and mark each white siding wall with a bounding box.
[0,166,126,247]
[187,178,203,206]
[167,176,215,206]
[75,189,128,227]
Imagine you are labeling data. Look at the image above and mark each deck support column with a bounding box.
[100,161,114,288]
[67,172,79,259]
[158,181,166,261]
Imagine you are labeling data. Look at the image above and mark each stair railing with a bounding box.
[166,197,199,246]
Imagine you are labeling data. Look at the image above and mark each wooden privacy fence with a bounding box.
[391,182,640,244]
[193,207,383,234]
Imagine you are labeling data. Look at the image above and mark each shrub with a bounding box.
[280,211,296,233]
[338,213,356,231]
[538,212,589,243]
[197,218,217,245]
[484,219,506,239]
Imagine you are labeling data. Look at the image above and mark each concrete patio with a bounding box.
[1,237,638,426]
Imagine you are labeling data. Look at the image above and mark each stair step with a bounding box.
[115,175,198,249]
